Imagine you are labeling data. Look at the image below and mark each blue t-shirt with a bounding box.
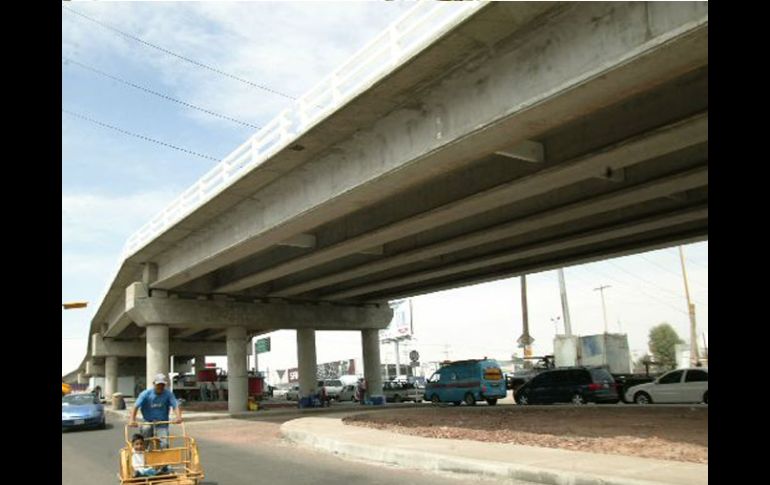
[135,389,178,423]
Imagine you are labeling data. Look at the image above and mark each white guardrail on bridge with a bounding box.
[88,1,486,329]
[122,0,485,259]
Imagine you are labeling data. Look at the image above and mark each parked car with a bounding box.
[625,367,708,404]
[514,367,620,405]
[382,381,424,403]
[285,385,300,401]
[272,385,291,399]
[338,384,357,402]
[62,392,105,431]
[425,359,507,406]
[318,379,344,400]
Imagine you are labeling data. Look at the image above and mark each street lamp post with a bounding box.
[63,302,88,310]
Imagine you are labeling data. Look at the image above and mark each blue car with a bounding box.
[62,393,105,431]
[425,359,508,406]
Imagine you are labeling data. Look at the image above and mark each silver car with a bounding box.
[383,381,424,403]
[318,379,344,400]
[625,368,708,404]
[285,385,300,401]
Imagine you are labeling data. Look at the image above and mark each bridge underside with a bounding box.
[173,69,708,304]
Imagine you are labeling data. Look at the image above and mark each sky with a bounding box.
[61,1,708,377]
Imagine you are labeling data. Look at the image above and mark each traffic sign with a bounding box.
[255,337,271,354]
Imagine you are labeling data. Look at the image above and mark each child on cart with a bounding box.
[131,434,170,477]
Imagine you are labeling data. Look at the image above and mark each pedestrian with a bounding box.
[356,378,367,405]
[128,373,183,453]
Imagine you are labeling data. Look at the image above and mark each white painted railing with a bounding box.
[121,0,486,259]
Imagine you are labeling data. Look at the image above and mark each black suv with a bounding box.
[514,367,619,405]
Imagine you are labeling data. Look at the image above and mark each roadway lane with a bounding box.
[62,415,528,485]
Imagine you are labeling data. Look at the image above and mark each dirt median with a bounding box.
[343,406,707,463]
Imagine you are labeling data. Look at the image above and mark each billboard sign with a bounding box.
[380,299,412,341]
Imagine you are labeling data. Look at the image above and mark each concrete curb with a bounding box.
[281,418,699,485]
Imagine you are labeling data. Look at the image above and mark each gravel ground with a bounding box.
[343,406,707,463]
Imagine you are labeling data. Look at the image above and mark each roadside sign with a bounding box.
[409,350,419,362]
[255,337,271,354]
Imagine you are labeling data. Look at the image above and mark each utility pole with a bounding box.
[593,285,611,333]
[557,269,573,336]
[679,246,700,366]
[518,275,534,357]
[394,339,401,379]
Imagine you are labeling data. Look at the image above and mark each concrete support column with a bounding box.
[194,355,206,374]
[77,373,87,385]
[226,327,248,413]
[362,329,384,404]
[296,328,317,400]
[105,355,118,398]
[146,324,170,389]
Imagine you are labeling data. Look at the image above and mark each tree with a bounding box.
[633,354,652,373]
[648,323,684,369]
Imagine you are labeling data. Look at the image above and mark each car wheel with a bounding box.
[431,395,441,405]
[486,398,497,406]
[703,391,708,405]
[634,392,652,405]
[393,395,402,403]
[452,401,462,406]
[464,393,476,406]
[517,393,529,405]
[99,419,106,430]
[571,394,586,405]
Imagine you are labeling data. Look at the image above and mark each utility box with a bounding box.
[579,333,631,373]
[554,335,580,367]
[553,333,631,374]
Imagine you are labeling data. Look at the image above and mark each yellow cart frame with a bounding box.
[118,421,204,485]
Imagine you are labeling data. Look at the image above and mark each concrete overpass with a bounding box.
[71,2,708,412]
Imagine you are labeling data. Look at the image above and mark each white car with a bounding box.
[625,367,708,404]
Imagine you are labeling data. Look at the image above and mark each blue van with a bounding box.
[424,359,507,406]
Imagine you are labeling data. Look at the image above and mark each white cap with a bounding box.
[153,373,168,385]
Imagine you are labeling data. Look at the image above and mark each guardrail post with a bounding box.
[389,26,401,67]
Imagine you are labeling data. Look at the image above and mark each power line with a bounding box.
[638,253,708,291]
[63,109,220,162]
[62,5,297,101]
[576,266,698,316]
[605,259,707,306]
[63,57,261,130]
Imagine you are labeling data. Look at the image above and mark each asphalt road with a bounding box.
[62,414,531,485]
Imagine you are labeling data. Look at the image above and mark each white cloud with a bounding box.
[62,190,178,245]
[62,1,417,131]
[62,338,89,376]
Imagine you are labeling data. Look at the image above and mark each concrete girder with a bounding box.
[124,282,392,330]
[220,113,707,293]
[324,205,707,300]
[272,165,707,297]
[91,333,233,357]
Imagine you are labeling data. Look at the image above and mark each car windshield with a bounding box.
[589,368,614,382]
[62,394,97,406]
[327,380,342,387]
